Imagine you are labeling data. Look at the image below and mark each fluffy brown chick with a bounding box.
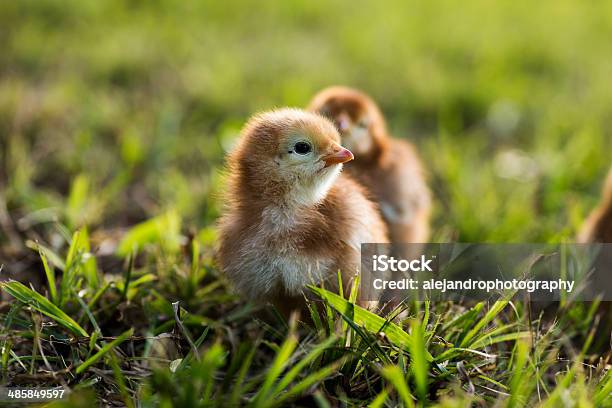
[579,168,612,243]
[577,168,612,352]
[217,108,388,316]
[308,86,431,247]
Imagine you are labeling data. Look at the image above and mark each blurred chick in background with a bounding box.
[578,166,612,352]
[579,167,612,242]
[217,109,388,316]
[308,86,431,249]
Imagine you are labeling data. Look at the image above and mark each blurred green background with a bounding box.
[1,0,611,249]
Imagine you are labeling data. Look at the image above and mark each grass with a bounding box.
[0,229,609,406]
[0,0,611,406]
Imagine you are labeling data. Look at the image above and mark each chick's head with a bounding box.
[231,108,353,206]
[308,86,387,157]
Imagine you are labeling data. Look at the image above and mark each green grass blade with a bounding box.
[338,311,392,366]
[368,389,389,408]
[0,280,88,337]
[38,247,57,305]
[271,361,340,407]
[229,343,257,406]
[116,210,181,256]
[66,174,90,229]
[309,285,433,361]
[460,301,508,348]
[271,335,337,395]
[78,227,99,288]
[381,365,415,408]
[440,302,483,333]
[109,353,134,408]
[76,328,134,374]
[507,339,530,408]
[251,332,298,405]
[26,240,66,271]
[409,319,429,402]
[470,331,532,350]
[594,370,611,407]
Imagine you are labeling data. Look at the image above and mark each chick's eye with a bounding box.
[293,141,312,155]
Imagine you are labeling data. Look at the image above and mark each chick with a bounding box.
[308,86,431,248]
[217,108,388,316]
[579,168,612,243]
[577,167,612,352]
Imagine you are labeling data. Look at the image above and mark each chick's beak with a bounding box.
[322,144,354,167]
